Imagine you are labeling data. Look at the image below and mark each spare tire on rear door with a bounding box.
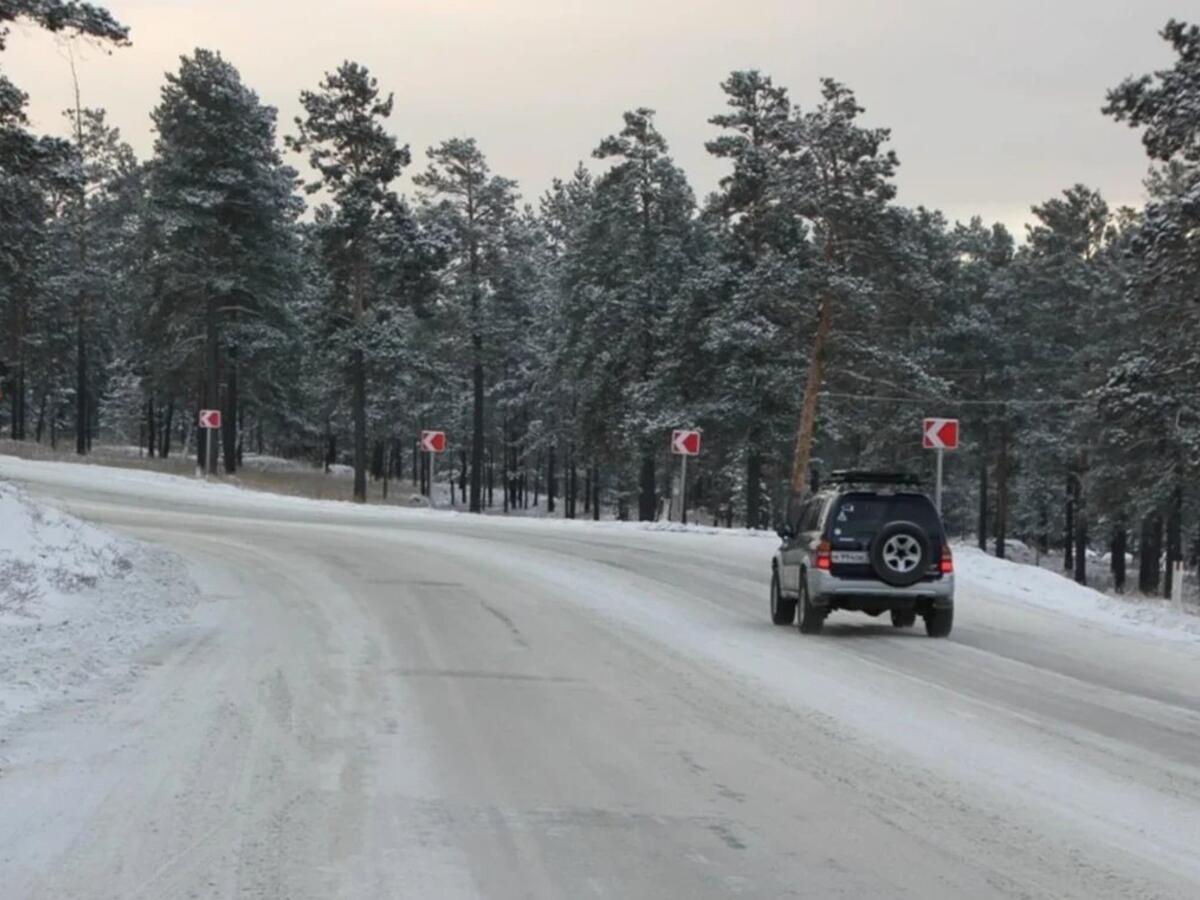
[869,521,930,587]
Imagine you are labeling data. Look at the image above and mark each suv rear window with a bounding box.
[827,493,942,542]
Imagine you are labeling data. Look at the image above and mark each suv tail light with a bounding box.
[816,540,832,571]
[940,544,954,574]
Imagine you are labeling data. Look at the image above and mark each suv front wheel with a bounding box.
[770,572,796,626]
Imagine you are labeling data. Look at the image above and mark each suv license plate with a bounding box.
[830,551,868,564]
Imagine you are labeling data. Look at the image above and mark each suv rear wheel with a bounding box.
[797,577,824,635]
[870,521,931,588]
[924,605,953,638]
[770,572,796,626]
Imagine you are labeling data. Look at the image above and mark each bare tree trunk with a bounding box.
[15,362,26,440]
[533,452,541,509]
[1164,484,1183,599]
[977,442,989,552]
[1112,522,1127,593]
[789,292,833,495]
[223,344,238,474]
[567,449,577,520]
[71,55,89,458]
[161,397,174,458]
[146,396,156,458]
[487,445,495,508]
[1074,507,1087,586]
[638,451,655,521]
[1064,476,1075,573]
[371,440,384,481]
[35,392,46,443]
[75,311,87,455]
[469,335,484,513]
[503,417,510,514]
[994,429,1008,559]
[382,443,390,500]
[746,436,762,529]
[349,346,367,501]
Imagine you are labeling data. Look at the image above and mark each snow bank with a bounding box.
[954,544,1200,642]
[0,481,198,729]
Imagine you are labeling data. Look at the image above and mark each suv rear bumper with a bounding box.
[808,569,954,610]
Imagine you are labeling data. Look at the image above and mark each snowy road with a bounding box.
[2,458,1200,899]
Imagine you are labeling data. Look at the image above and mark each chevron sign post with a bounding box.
[671,429,701,525]
[197,409,222,481]
[922,418,959,512]
[419,431,446,503]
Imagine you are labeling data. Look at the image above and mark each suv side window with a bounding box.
[801,498,823,533]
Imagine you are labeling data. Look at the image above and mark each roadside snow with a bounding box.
[0,480,198,730]
[954,544,1200,642]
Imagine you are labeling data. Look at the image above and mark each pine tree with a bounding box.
[591,108,697,520]
[781,80,899,506]
[1,0,127,440]
[289,62,409,501]
[55,106,138,454]
[413,138,518,513]
[704,70,807,526]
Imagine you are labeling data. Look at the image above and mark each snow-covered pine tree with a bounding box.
[1102,19,1200,594]
[703,70,809,527]
[53,106,139,455]
[779,79,899,509]
[148,50,300,475]
[590,108,698,521]
[413,138,519,513]
[1,0,127,441]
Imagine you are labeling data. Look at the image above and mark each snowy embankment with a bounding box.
[954,544,1200,642]
[0,480,197,730]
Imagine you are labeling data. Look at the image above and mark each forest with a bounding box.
[2,3,1199,595]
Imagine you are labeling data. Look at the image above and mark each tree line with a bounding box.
[3,3,1199,594]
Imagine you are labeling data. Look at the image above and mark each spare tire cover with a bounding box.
[869,520,931,587]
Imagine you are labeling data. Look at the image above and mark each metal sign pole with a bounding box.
[680,452,689,526]
[429,449,435,506]
[935,447,944,513]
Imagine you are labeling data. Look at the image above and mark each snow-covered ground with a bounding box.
[0,479,197,731]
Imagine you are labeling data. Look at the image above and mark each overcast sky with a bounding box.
[2,0,1190,235]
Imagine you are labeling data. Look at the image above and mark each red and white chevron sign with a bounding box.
[671,429,701,456]
[420,430,446,454]
[922,418,959,450]
[198,409,222,430]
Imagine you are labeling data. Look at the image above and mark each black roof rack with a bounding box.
[827,470,924,487]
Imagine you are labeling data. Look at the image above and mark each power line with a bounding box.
[820,390,1095,408]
